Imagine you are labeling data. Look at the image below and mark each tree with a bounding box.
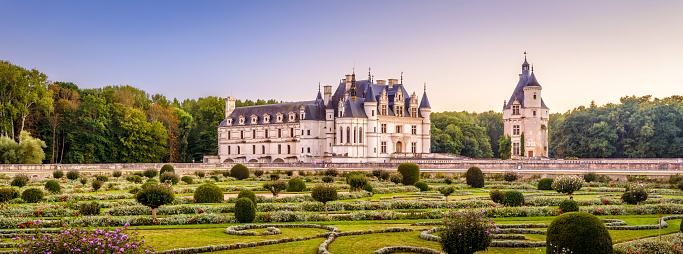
[0,131,46,164]
[520,132,525,157]
[135,183,175,220]
[311,184,337,216]
[439,186,455,202]
[551,175,584,199]
[263,180,287,197]
[0,61,53,139]
[498,135,511,159]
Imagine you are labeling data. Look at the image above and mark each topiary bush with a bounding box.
[504,191,524,207]
[390,173,402,184]
[194,183,224,203]
[91,180,103,192]
[221,170,230,177]
[11,174,29,188]
[439,186,455,201]
[363,184,374,193]
[444,177,453,185]
[622,185,648,205]
[79,202,101,215]
[143,168,158,178]
[66,170,79,180]
[583,172,598,183]
[96,175,109,182]
[237,189,257,205]
[21,188,43,203]
[234,197,256,223]
[160,164,175,175]
[181,176,193,184]
[52,170,64,179]
[379,171,391,181]
[348,175,368,191]
[311,184,337,216]
[546,212,612,254]
[372,169,385,178]
[489,190,506,204]
[559,199,579,213]
[44,180,61,194]
[551,175,584,198]
[414,181,429,191]
[159,172,180,185]
[538,178,554,190]
[324,168,339,177]
[136,183,175,220]
[0,188,18,203]
[322,176,334,183]
[285,171,293,177]
[269,174,280,181]
[398,163,420,185]
[263,180,287,197]
[231,164,250,180]
[254,170,264,177]
[441,208,496,254]
[80,178,87,185]
[126,175,142,184]
[287,178,306,192]
[112,170,122,178]
[195,171,205,178]
[210,175,220,182]
[503,170,519,182]
[466,167,485,188]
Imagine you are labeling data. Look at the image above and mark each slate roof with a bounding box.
[419,91,431,108]
[219,101,314,127]
[504,63,548,109]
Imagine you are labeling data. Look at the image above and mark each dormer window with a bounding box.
[227,119,233,125]
[411,108,418,118]
[276,113,283,123]
[300,113,305,119]
[512,105,520,115]
[288,112,296,122]
[251,115,258,124]
[239,116,245,125]
[381,105,387,115]
[263,114,270,124]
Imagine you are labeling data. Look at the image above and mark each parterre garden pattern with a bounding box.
[1,165,683,253]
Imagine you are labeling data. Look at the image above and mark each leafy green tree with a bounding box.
[498,135,511,159]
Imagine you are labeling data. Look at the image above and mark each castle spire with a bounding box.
[368,67,371,82]
[401,71,404,84]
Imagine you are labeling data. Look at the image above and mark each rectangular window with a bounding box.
[512,105,520,115]
[411,142,417,153]
[395,106,403,117]
[278,129,282,138]
[396,125,402,133]
[411,125,417,134]
[253,130,256,139]
[307,130,311,135]
[291,128,294,137]
[278,144,281,154]
[265,129,269,138]
[227,131,231,140]
[381,142,387,153]
[301,130,304,135]
[372,110,375,116]
[307,147,311,153]
[533,110,536,116]
[513,125,520,135]
[381,105,387,115]
[513,143,520,155]
[381,124,387,133]
[240,131,244,139]
[252,145,256,154]
[228,146,231,154]
[411,108,418,118]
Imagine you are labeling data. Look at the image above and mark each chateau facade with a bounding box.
[216,71,431,163]
[503,56,549,158]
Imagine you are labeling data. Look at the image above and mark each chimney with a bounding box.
[225,96,236,119]
[323,85,332,105]
[376,80,386,85]
[388,79,398,89]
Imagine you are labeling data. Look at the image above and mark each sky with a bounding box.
[1,0,682,113]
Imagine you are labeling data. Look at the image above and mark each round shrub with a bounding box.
[210,175,220,182]
[181,176,193,184]
[159,172,180,185]
[503,170,519,182]
[324,168,338,177]
[489,190,506,204]
[96,175,109,182]
[379,171,391,181]
[439,186,455,201]
[311,184,337,215]
[136,183,175,220]
[551,175,584,197]
[305,177,313,182]
[160,164,175,175]
[11,174,29,188]
[444,177,453,185]
[348,175,368,191]
[546,212,612,254]
[622,185,648,205]
[559,199,579,213]
[44,180,61,194]
[263,180,287,197]
[504,191,524,207]
[466,167,485,188]
[322,176,334,183]
[234,197,256,223]
[287,178,306,192]
[237,189,257,205]
[372,169,385,178]
[195,171,205,178]
[194,183,224,203]
[414,181,429,191]
[269,174,280,180]
[363,184,374,193]
[398,163,420,185]
[390,173,402,184]
[53,170,64,179]
[112,170,122,178]
[126,175,142,184]
[143,168,158,178]
[0,188,16,203]
[538,178,554,190]
[66,170,79,180]
[80,178,87,185]
[21,188,43,203]
[583,172,598,183]
[79,202,101,215]
[221,170,230,177]
[254,170,264,177]
[285,171,293,177]
[91,180,103,192]
[231,164,250,180]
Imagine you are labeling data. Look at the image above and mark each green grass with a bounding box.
[328,231,441,254]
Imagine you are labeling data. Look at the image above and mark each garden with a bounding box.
[1,163,683,253]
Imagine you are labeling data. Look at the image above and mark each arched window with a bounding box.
[346,127,350,144]
[262,145,265,154]
[354,127,357,143]
[359,127,363,143]
[287,145,291,154]
[339,127,343,144]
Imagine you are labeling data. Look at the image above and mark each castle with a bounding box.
[502,55,549,158]
[216,70,431,163]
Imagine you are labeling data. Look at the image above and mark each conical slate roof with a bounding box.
[504,61,548,109]
[419,91,431,108]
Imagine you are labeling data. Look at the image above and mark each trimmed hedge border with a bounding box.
[374,246,444,254]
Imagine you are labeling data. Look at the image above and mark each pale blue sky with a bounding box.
[1,1,682,113]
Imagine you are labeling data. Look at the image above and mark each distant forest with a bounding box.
[3,60,683,164]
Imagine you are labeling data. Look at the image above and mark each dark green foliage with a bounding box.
[11,174,29,188]
[503,170,518,182]
[210,175,219,182]
[348,175,368,191]
[431,111,498,158]
[193,183,224,203]
[135,183,175,219]
[237,189,257,205]
[678,181,683,191]
[230,164,250,180]
[322,176,334,183]
[234,198,256,223]
[669,174,682,185]
[285,171,293,177]
[324,168,338,177]
[466,167,484,188]
[141,180,157,190]
[159,172,180,185]
[160,164,175,174]
[305,177,313,182]
[0,188,16,203]
[269,174,280,180]
[287,178,306,192]
[143,168,158,178]
[53,170,64,179]
[583,172,598,183]
[44,180,61,194]
[390,174,402,184]
[363,184,374,193]
[504,191,524,207]
[128,187,140,194]
[311,184,337,215]
[489,190,506,204]
[414,181,429,191]
[91,180,103,192]
[21,188,43,203]
[80,178,87,185]
[79,202,101,215]
[398,163,420,185]
[546,212,612,254]
[96,175,109,182]
[263,180,287,197]
[439,186,455,200]
[559,199,579,213]
[379,171,391,181]
[133,172,144,177]
[444,178,453,185]
[195,171,205,178]
[538,178,554,190]
[221,170,230,177]
[253,170,264,177]
[372,169,385,178]
[112,170,122,178]
[622,186,648,205]
[498,135,511,159]
[126,175,142,184]
[181,176,193,184]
